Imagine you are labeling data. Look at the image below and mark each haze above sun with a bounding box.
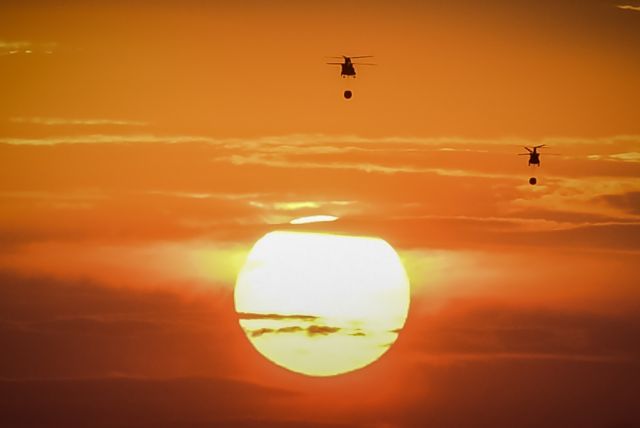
[235,231,410,376]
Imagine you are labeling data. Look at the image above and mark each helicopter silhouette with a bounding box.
[519,144,547,166]
[326,55,375,78]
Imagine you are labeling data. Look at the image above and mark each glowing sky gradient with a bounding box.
[1,1,639,427]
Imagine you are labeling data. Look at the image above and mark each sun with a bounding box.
[235,230,410,376]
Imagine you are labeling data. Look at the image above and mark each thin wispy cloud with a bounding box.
[146,191,264,201]
[249,200,355,211]
[390,214,579,232]
[3,133,637,148]
[0,40,33,55]
[5,132,637,189]
[2,133,638,189]
[224,152,521,179]
[290,215,339,225]
[0,134,217,146]
[438,147,490,153]
[0,41,32,50]
[3,133,634,182]
[0,190,107,201]
[609,152,640,162]
[0,40,57,55]
[616,4,640,12]
[510,176,640,221]
[10,117,148,126]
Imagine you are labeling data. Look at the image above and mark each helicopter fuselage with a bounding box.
[341,62,356,77]
[528,152,541,166]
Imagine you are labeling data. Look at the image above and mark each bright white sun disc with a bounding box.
[235,231,410,376]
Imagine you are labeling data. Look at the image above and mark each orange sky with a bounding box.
[1,1,640,427]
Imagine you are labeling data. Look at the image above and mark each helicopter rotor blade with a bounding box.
[326,62,343,65]
[353,63,377,65]
[351,55,374,59]
[524,146,533,152]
